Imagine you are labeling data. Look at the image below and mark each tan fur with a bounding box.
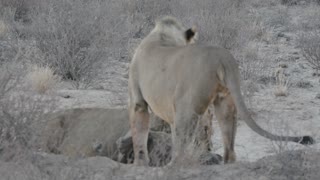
[41,107,214,165]
[41,108,130,159]
[129,16,313,166]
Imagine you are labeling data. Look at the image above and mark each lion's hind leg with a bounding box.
[129,100,150,166]
[213,92,237,163]
[169,107,201,166]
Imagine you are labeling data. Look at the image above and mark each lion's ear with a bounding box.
[185,26,197,44]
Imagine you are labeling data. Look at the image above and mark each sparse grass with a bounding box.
[281,0,320,6]
[190,0,248,50]
[297,8,320,31]
[239,44,262,81]
[27,65,61,94]
[265,117,306,167]
[247,0,279,7]
[266,5,290,29]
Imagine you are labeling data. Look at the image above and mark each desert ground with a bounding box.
[0,0,320,179]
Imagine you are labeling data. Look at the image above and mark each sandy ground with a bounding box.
[53,85,319,163]
[54,56,319,164]
[49,4,320,163]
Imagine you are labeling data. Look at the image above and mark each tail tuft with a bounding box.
[298,136,315,145]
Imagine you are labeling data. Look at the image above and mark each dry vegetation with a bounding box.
[0,0,319,178]
[298,32,320,75]
[27,65,61,94]
[0,62,57,161]
[274,67,290,96]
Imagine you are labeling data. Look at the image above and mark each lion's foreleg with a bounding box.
[213,93,237,163]
[129,102,150,166]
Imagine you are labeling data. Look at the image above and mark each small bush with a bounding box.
[237,43,272,83]
[28,0,108,89]
[0,62,56,161]
[0,63,19,99]
[296,80,313,88]
[298,31,320,74]
[27,65,60,94]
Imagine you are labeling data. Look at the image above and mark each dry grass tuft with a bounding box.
[0,20,7,36]
[27,65,60,94]
[274,67,289,97]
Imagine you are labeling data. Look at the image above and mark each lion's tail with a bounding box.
[220,64,314,145]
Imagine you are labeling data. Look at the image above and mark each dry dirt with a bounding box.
[1,1,320,180]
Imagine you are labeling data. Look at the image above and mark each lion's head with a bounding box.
[149,16,197,46]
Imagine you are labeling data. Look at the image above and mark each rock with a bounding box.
[61,94,71,98]
[278,63,288,68]
[315,93,320,99]
[199,152,223,165]
[277,32,285,38]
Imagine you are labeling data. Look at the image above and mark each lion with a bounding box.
[41,108,130,159]
[128,16,314,166]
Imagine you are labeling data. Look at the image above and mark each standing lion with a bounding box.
[128,16,314,166]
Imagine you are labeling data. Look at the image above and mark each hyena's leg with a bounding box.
[213,92,237,163]
[129,100,150,166]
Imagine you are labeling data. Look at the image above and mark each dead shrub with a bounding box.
[27,0,108,89]
[296,80,313,89]
[298,31,320,74]
[0,62,57,161]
